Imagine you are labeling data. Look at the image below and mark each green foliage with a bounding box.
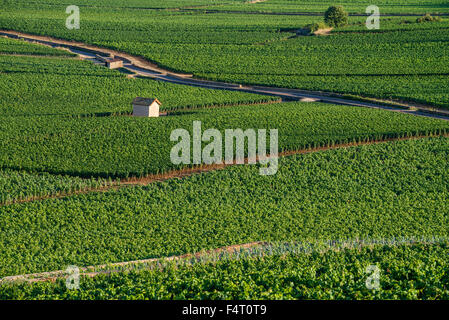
[1,101,448,178]
[2,4,447,108]
[2,243,449,299]
[0,37,76,57]
[1,0,449,300]
[417,14,442,23]
[0,137,449,276]
[0,169,112,205]
[304,22,329,34]
[0,55,277,116]
[324,6,349,27]
[198,24,449,109]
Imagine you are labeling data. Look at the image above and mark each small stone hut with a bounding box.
[132,97,161,117]
[106,58,123,69]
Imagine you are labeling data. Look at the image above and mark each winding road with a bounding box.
[2,30,449,121]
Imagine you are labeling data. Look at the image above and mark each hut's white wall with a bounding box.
[148,102,160,117]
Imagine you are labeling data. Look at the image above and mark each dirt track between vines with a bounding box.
[121,133,449,186]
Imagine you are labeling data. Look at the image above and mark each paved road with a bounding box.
[2,30,449,121]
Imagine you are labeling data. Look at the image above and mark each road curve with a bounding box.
[2,30,449,121]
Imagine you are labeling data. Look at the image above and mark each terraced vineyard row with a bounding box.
[0,37,75,56]
[200,0,449,14]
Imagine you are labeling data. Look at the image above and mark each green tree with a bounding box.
[324,6,349,27]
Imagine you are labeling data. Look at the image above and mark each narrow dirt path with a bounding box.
[122,133,449,186]
[2,30,449,121]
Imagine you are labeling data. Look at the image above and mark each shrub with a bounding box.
[416,14,442,23]
[300,22,329,35]
[324,6,349,27]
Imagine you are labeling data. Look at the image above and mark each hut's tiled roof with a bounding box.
[132,97,161,106]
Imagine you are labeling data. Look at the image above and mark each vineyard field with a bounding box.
[0,37,76,57]
[0,169,112,205]
[0,55,277,116]
[1,2,448,108]
[0,137,448,276]
[2,243,449,300]
[1,0,449,302]
[1,102,448,178]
